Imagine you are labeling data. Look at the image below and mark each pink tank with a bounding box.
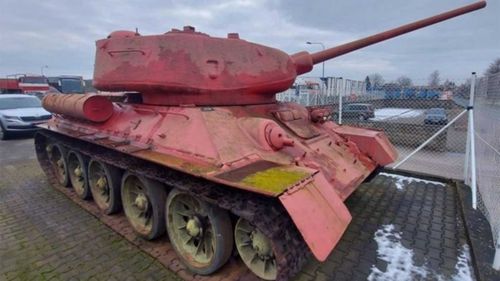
[36,2,485,280]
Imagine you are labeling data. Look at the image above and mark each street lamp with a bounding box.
[306,41,325,78]
[41,65,48,76]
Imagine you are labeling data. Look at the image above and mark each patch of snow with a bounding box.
[450,245,474,281]
[368,225,476,281]
[379,172,446,190]
[367,224,428,281]
[370,108,424,121]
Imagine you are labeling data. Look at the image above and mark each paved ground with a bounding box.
[0,136,476,281]
[295,172,473,281]
[0,137,181,281]
[388,145,466,180]
[345,109,468,180]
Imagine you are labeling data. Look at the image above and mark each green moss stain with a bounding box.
[241,167,310,193]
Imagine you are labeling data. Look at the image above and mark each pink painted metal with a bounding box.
[93,1,485,106]
[41,97,390,261]
[279,173,352,261]
[42,93,114,122]
[330,124,398,166]
[40,1,486,263]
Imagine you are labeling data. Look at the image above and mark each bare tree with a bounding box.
[365,76,372,90]
[456,79,471,99]
[485,58,500,75]
[442,79,456,90]
[428,70,440,88]
[368,73,384,89]
[396,76,413,88]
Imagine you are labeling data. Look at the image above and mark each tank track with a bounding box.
[34,129,310,281]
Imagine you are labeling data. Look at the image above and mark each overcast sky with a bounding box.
[0,0,498,84]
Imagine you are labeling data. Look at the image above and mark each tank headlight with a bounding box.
[264,123,294,150]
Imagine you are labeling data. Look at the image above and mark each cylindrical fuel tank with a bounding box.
[42,93,114,122]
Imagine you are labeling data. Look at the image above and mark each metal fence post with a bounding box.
[494,231,500,270]
[464,74,475,182]
[468,72,478,209]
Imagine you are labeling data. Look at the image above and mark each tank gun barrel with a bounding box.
[292,1,486,74]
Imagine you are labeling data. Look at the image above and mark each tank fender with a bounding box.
[279,173,351,261]
[329,124,398,166]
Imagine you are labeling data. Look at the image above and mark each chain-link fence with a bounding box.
[473,72,500,268]
[277,73,500,268]
[278,76,469,180]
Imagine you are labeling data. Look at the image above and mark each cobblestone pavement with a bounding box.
[0,137,474,281]
[0,138,181,281]
[294,172,472,281]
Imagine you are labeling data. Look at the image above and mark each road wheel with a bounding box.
[166,189,233,275]
[88,160,121,214]
[358,114,365,121]
[121,172,166,240]
[67,151,91,200]
[235,218,277,280]
[46,143,70,187]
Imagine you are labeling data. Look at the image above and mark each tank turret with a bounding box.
[93,1,486,106]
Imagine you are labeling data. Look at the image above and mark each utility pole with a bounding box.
[41,65,48,76]
[306,41,325,79]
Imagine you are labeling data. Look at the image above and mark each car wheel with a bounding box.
[358,114,365,121]
[0,124,8,140]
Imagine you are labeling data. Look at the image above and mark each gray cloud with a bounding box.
[0,0,498,83]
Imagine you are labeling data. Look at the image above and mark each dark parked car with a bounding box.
[26,91,47,100]
[0,94,52,140]
[424,108,447,125]
[333,103,375,121]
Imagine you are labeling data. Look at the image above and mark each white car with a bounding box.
[0,94,52,140]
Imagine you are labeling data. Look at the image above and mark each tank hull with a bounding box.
[34,130,310,280]
[40,94,397,262]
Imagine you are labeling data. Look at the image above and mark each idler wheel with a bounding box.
[235,218,277,280]
[67,151,91,200]
[165,189,233,275]
[121,172,166,240]
[88,160,122,214]
[46,143,70,187]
